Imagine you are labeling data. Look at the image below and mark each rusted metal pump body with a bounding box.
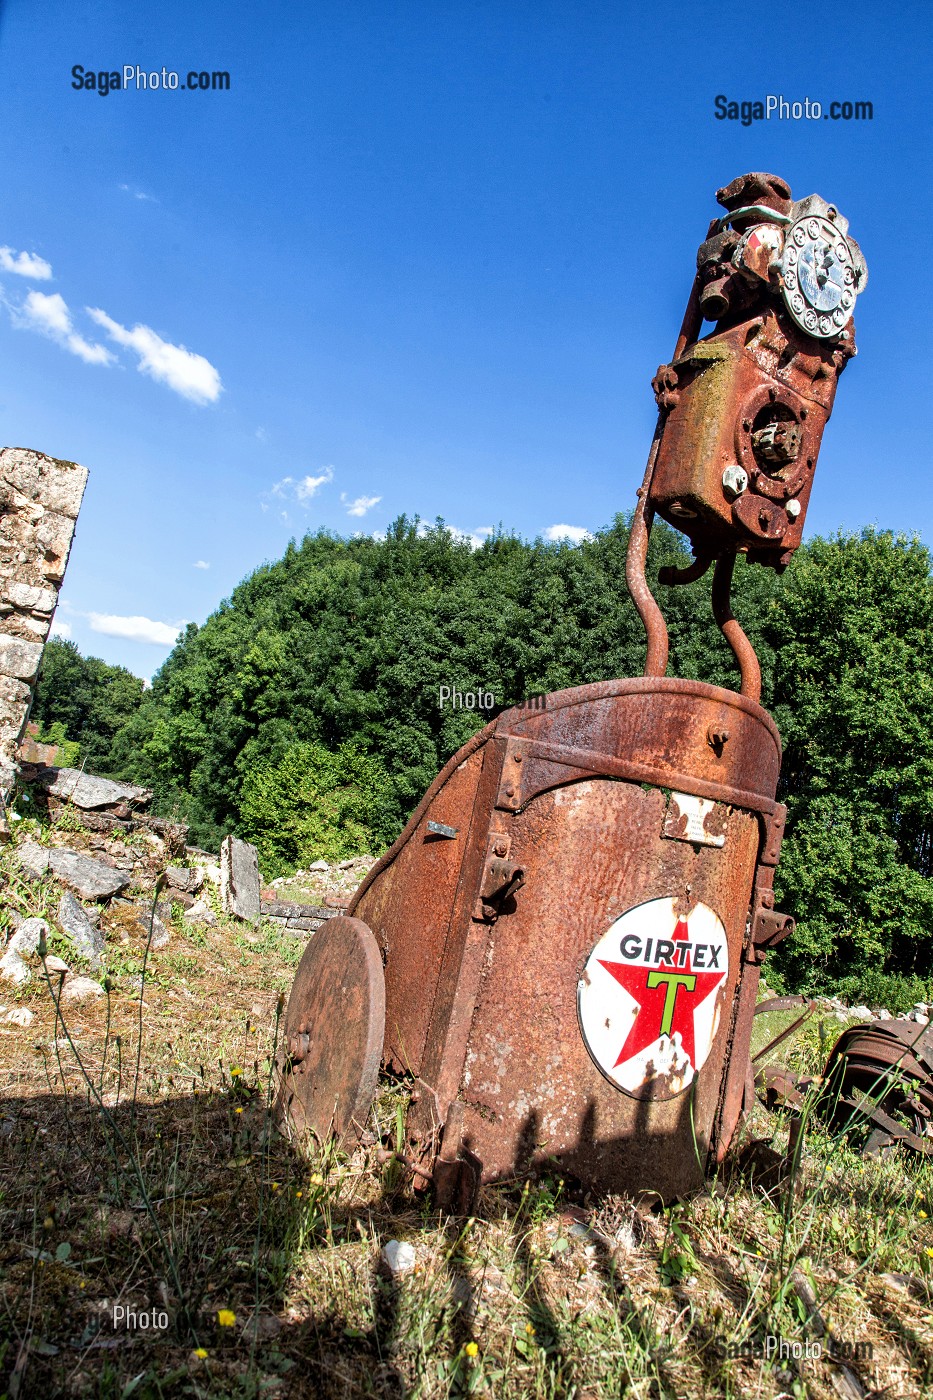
[278,173,866,1204]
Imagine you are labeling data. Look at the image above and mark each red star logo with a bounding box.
[598,919,725,1070]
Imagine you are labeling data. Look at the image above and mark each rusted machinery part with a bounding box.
[671,267,709,363]
[711,553,762,702]
[658,554,714,587]
[819,1019,933,1158]
[625,440,669,678]
[752,995,818,1066]
[348,721,494,912]
[275,916,385,1148]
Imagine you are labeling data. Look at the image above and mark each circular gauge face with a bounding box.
[780,215,858,338]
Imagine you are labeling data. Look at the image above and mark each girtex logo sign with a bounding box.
[72,65,230,96]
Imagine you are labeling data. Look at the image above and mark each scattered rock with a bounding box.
[848,1005,873,1020]
[912,1011,930,1026]
[220,836,260,922]
[60,975,105,1003]
[5,1007,33,1026]
[183,900,216,928]
[165,866,204,895]
[0,918,48,984]
[130,905,171,950]
[309,860,329,872]
[57,891,104,967]
[380,1240,416,1276]
[16,840,131,900]
[338,859,356,870]
[33,767,152,813]
[43,954,71,974]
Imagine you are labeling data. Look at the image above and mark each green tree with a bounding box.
[31,639,145,773]
[769,530,933,994]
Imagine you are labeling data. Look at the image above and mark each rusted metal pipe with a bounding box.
[625,435,669,678]
[712,553,761,702]
[658,554,713,587]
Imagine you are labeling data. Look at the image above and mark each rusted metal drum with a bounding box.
[347,676,790,1202]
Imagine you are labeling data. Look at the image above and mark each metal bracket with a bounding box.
[748,903,795,963]
[472,834,525,923]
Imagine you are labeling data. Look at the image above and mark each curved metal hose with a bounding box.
[711,553,761,701]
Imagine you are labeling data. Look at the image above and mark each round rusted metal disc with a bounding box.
[276,916,385,1147]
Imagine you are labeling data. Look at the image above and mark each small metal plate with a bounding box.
[276,916,385,1146]
[663,792,726,848]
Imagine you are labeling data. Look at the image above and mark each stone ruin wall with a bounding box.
[0,447,89,798]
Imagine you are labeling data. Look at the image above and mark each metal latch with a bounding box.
[749,902,795,962]
[473,835,525,923]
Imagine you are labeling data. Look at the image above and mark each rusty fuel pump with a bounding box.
[276,172,867,1204]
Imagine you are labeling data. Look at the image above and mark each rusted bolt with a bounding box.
[513,752,523,763]
[505,785,515,798]
[742,419,751,431]
[707,725,730,754]
[493,841,508,857]
[800,407,808,419]
[786,499,801,520]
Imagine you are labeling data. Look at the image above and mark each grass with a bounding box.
[1,832,933,1397]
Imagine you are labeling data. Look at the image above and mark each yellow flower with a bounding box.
[310,1172,324,1185]
[230,1067,242,1078]
[217,1309,236,1327]
[270,1182,280,1192]
[464,1341,479,1358]
[526,1323,536,1335]
[295,1190,303,1198]
[42,1216,54,1231]
[194,1348,208,1359]
[925,1248,933,1259]
[234,1107,244,1115]
[920,1209,928,1219]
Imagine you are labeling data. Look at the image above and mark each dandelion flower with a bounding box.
[920,1209,928,1219]
[234,1107,244,1115]
[217,1309,236,1327]
[230,1067,242,1078]
[194,1348,208,1359]
[464,1341,479,1357]
[310,1172,324,1185]
[296,1190,303,1198]
[526,1323,536,1335]
[271,1182,280,1192]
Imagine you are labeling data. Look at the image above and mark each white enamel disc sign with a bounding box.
[577,898,729,1099]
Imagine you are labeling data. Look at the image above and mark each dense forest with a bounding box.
[30,515,933,1006]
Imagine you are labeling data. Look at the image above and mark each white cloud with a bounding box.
[296,467,334,500]
[86,306,222,404]
[119,184,157,203]
[449,525,494,551]
[49,618,71,639]
[17,291,114,365]
[87,612,184,646]
[0,246,53,280]
[193,560,210,570]
[544,524,593,544]
[341,492,382,518]
[268,468,334,508]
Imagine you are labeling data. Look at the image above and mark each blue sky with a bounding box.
[1,1,929,679]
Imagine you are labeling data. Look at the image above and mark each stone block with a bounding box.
[16,839,131,900]
[0,448,88,520]
[0,636,43,681]
[220,835,261,922]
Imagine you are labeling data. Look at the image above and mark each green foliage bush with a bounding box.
[239,739,395,878]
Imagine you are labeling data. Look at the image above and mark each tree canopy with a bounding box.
[32,517,933,1005]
